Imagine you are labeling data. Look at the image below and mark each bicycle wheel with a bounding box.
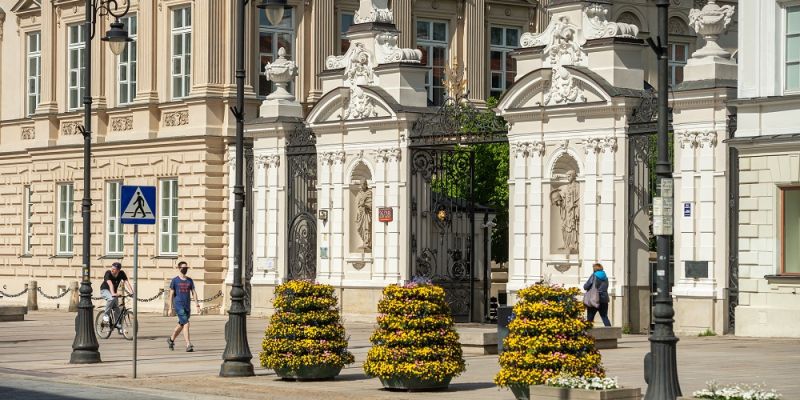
[120,310,135,340]
[94,310,112,339]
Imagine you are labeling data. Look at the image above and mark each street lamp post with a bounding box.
[220,0,290,377]
[70,0,132,365]
[643,0,682,398]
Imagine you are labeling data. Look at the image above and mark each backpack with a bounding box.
[583,276,600,309]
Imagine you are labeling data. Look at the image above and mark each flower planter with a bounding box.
[509,383,530,400]
[531,385,643,400]
[379,376,452,391]
[275,364,343,381]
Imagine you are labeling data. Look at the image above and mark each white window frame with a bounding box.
[26,31,41,116]
[118,15,138,105]
[106,181,123,255]
[171,6,192,100]
[668,42,689,87]
[159,178,179,255]
[258,9,295,97]
[23,186,33,254]
[67,24,86,111]
[488,25,521,99]
[416,19,449,106]
[784,4,800,94]
[57,183,74,255]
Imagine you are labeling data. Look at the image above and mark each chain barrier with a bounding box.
[36,287,71,300]
[136,289,164,303]
[0,287,29,298]
[198,290,224,303]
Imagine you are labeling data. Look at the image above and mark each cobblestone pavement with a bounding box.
[0,311,798,399]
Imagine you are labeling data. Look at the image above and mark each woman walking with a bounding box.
[583,263,611,327]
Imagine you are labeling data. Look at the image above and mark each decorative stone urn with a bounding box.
[264,47,297,101]
[688,0,736,59]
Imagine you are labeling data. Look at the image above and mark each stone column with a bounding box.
[599,138,617,276]
[37,0,57,113]
[697,132,718,282]
[265,154,282,283]
[191,0,228,96]
[677,132,697,275]
[536,0,551,33]
[464,0,486,102]
[307,0,335,103]
[393,0,414,48]
[525,142,545,284]
[385,150,401,282]
[226,154,236,284]
[373,155,387,280]
[330,152,346,284]
[134,0,159,103]
[582,142,599,276]
[317,154,332,280]
[253,155,268,277]
[508,143,529,291]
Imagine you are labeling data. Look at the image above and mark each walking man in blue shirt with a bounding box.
[167,261,200,352]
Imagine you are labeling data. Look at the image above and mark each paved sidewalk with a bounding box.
[0,311,798,399]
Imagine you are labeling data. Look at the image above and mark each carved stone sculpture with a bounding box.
[355,180,373,252]
[340,43,378,120]
[375,31,422,64]
[545,66,587,106]
[354,0,393,24]
[264,47,298,100]
[551,170,580,253]
[688,0,736,59]
[583,3,640,39]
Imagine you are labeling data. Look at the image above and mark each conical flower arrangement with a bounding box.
[495,283,604,399]
[363,280,466,390]
[260,280,354,380]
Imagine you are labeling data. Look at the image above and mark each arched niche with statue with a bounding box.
[349,161,373,254]
[548,152,582,256]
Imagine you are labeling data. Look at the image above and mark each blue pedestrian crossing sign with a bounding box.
[120,186,157,225]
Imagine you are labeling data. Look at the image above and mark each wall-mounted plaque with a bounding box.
[378,207,393,223]
[685,261,709,279]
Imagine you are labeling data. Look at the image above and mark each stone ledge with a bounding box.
[0,306,28,322]
[456,326,498,355]
[531,385,642,400]
[588,326,622,349]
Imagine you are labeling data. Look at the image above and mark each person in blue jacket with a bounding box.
[583,263,611,327]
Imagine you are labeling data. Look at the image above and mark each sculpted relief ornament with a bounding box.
[583,3,639,40]
[354,0,393,24]
[551,170,580,254]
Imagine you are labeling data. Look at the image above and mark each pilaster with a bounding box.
[393,0,413,48]
[190,0,228,96]
[307,0,335,103]
[37,0,57,113]
[464,0,485,102]
[134,0,159,103]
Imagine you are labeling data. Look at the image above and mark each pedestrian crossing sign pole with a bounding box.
[120,185,157,379]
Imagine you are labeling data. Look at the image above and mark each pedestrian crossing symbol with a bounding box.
[120,185,157,225]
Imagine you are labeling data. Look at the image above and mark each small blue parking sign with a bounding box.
[120,186,157,225]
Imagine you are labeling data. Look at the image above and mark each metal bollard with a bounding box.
[497,305,513,354]
[162,280,171,317]
[68,281,79,312]
[27,281,38,311]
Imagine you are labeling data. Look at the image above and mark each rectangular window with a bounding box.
[782,187,800,274]
[339,12,355,55]
[786,6,800,92]
[416,20,449,106]
[57,183,74,255]
[27,31,41,116]
[68,25,86,111]
[489,26,520,99]
[668,42,688,87]
[159,178,178,255]
[106,181,123,255]
[118,15,138,105]
[23,186,33,254]
[171,7,192,99]
[258,9,294,97]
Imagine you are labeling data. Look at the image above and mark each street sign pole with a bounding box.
[133,223,139,379]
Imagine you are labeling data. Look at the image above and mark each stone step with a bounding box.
[588,326,622,349]
[456,325,498,355]
[0,306,28,322]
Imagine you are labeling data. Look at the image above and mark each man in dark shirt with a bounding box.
[100,262,134,328]
[167,261,200,352]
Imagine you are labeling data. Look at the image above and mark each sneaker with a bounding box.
[186,344,194,353]
[167,337,175,351]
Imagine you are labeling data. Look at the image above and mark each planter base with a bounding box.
[510,384,530,400]
[275,365,342,381]
[379,376,452,392]
[531,385,643,400]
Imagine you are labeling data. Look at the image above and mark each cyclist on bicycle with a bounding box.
[100,262,134,331]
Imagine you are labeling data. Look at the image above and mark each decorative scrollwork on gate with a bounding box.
[410,93,508,146]
[287,124,318,281]
[288,214,317,280]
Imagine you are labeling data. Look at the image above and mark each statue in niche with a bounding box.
[355,180,373,251]
[550,170,580,253]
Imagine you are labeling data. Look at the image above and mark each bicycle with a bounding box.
[95,295,134,340]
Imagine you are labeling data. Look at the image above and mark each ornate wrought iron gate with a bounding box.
[409,94,507,323]
[409,147,476,322]
[286,126,318,280]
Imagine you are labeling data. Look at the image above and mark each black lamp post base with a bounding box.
[220,361,255,377]
[69,350,101,364]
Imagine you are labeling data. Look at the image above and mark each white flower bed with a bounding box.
[692,381,782,400]
[545,374,620,390]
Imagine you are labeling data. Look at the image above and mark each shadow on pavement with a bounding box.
[0,386,85,400]
[447,382,498,392]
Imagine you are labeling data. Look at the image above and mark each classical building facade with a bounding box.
[729,0,800,337]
